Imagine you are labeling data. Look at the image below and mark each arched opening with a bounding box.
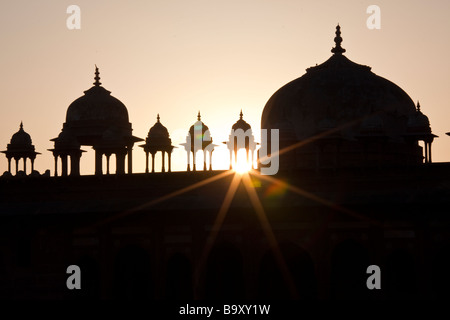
[204,242,244,299]
[257,242,317,299]
[113,245,152,300]
[165,253,193,299]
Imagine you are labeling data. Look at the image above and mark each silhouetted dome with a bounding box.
[10,122,33,150]
[189,112,211,137]
[148,114,170,138]
[261,25,432,169]
[262,26,417,142]
[66,70,129,124]
[146,114,171,146]
[407,103,431,133]
[54,66,142,150]
[232,111,252,131]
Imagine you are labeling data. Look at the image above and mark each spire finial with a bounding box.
[197,111,201,121]
[331,24,346,55]
[20,121,23,130]
[94,65,101,86]
[157,113,160,122]
[239,109,243,120]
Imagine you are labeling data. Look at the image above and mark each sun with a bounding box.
[233,149,252,174]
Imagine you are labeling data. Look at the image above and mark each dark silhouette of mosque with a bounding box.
[0,25,449,300]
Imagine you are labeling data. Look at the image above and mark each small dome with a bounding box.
[407,102,430,133]
[148,114,170,139]
[10,122,32,148]
[189,111,211,137]
[145,115,172,147]
[232,110,252,131]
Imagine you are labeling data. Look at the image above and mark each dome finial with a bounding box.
[239,109,243,120]
[20,121,23,130]
[94,65,102,86]
[331,24,346,55]
[157,113,160,122]
[197,111,201,121]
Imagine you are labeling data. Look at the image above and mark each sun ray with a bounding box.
[241,172,300,299]
[193,173,242,297]
[87,170,235,228]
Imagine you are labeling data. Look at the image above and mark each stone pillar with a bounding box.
[54,155,58,177]
[70,152,81,176]
[151,153,155,173]
[23,158,27,174]
[106,154,110,175]
[95,149,103,176]
[187,152,191,172]
[15,158,19,175]
[168,152,172,172]
[31,158,35,172]
[162,151,166,173]
[127,145,133,174]
[203,151,207,171]
[61,154,68,177]
[209,150,213,171]
[7,157,11,173]
[116,150,126,174]
[428,142,432,163]
[424,142,428,163]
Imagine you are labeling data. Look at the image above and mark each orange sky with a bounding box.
[1,0,450,175]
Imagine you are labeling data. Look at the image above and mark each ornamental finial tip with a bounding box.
[94,65,101,86]
[331,24,346,55]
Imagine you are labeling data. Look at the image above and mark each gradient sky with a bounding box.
[1,0,449,175]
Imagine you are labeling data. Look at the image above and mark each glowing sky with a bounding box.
[1,0,450,175]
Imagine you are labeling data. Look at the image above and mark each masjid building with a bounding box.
[0,26,449,300]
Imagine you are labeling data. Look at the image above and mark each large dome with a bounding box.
[66,68,129,124]
[261,25,433,169]
[262,29,416,141]
[66,86,129,123]
[56,67,137,147]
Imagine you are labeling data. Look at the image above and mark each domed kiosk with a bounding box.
[225,110,257,170]
[1,122,40,175]
[180,112,215,171]
[49,67,143,176]
[140,114,175,173]
[261,25,437,171]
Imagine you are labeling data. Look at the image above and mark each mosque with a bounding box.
[0,26,449,300]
